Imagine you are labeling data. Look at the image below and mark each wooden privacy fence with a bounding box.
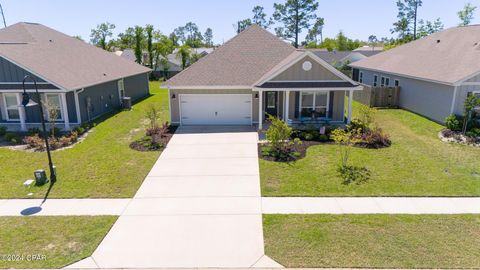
[353,85,400,108]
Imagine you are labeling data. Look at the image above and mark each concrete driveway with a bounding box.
[86,126,280,268]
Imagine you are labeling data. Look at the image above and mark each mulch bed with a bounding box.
[258,140,325,162]
[130,126,177,152]
[439,129,480,147]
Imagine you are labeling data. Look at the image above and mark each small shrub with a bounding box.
[355,127,392,148]
[145,105,160,129]
[469,128,480,137]
[266,115,293,151]
[357,104,377,127]
[23,134,45,149]
[50,127,62,137]
[445,114,463,131]
[337,165,371,185]
[27,127,41,136]
[73,126,86,135]
[347,118,369,133]
[146,121,170,137]
[4,132,20,144]
[0,126,7,136]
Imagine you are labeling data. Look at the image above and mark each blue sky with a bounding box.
[2,0,477,44]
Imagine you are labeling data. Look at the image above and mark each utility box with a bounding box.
[34,170,48,186]
[122,97,132,110]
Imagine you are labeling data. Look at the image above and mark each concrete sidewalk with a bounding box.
[0,198,130,216]
[1,197,479,216]
[262,197,480,214]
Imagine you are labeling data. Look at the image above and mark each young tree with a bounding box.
[305,17,325,44]
[273,0,319,48]
[458,3,477,26]
[176,44,191,70]
[204,28,214,47]
[90,22,115,50]
[417,18,444,38]
[117,27,136,50]
[184,22,203,48]
[169,32,179,46]
[134,26,144,64]
[368,35,378,50]
[252,5,273,29]
[235,19,252,33]
[145,24,154,68]
[392,0,423,40]
[336,31,349,51]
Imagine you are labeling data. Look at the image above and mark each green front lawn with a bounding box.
[0,216,117,269]
[0,82,168,198]
[264,214,480,269]
[261,105,480,196]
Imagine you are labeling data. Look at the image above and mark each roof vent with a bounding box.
[436,39,441,43]
[49,39,53,42]
[103,73,107,76]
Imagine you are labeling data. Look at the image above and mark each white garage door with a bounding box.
[180,94,252,125]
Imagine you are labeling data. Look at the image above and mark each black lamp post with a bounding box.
[21,75,56,183]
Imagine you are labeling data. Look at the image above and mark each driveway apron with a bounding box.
[90,126,266,268]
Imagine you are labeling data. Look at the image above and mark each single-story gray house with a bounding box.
[0,22,151,131]
[164,25,362,129]
[350,25,480,123]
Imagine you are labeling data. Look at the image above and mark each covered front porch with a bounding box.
[255,86,356,130]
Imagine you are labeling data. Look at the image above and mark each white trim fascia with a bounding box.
[455,70,480,86]
[166,85,252,90]
[0,54,67,91]
[450,86,458,115]
[0,89,68,93]
[253,86,363,92]
[351,66,455,86]
[267,80,346,83]
[460,82,480,86]
[0,82,52,85]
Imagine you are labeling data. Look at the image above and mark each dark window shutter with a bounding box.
[294,92,300,118]
[352,69,359,81]
[328,91,334,118]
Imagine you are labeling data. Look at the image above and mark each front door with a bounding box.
[264,91,278,117]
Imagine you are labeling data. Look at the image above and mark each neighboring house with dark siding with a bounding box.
[0,22,151,131]
[350,25,480,123]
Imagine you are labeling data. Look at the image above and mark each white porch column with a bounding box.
[60,93,70,130]
[285,90,290,122]
[74,90,82,124]
[258,90,263,130]
[347,90,353,124]
[17,93,27,131]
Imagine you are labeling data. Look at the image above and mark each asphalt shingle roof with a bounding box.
[350,25,480,85]
[0,22,151,90]
[164,25,296,87]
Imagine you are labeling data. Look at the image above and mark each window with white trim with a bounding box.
[300,92,328,118]
[373,75,378,87]
[394,79,400,87]
[3,93,20,120]
[45,94,63,121]
[359,72,363,83]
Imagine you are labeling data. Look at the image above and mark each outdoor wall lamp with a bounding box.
[171,94,176,99]
[255,93,259,99]
[20,75,57,184]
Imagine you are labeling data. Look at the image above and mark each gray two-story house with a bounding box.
[350,25,480,123]
[0,22,151,131]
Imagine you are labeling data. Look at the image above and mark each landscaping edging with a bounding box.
[439,129,480,147]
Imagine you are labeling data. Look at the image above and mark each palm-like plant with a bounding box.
[176,45,191,70]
